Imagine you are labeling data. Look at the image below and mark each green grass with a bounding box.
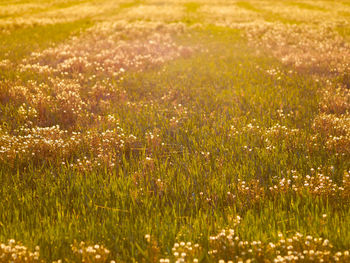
[0,0,90,19]
[0,1,349,262]
[119,0,144,9]
[0,19,93,62]
[287,2,327,11]
[336,24,350,40]
[236,1,301,24]
[184,2,201,13]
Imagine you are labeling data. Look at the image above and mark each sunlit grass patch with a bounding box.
[244,22,350,78]
[17,21,193,78]
[0,0,350,262]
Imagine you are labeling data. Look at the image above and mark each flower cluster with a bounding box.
[0,239,41,263]
[236,179,265,207]
[0,125,74,167]
[163,241,202,263]
[20,21,193,78]
[208,229,350,263]
[238,122,302,151]
[229,10,350,158]
[223,167,350,206]
[71,241,114,263]
[244,22,350,77]
[0,125,136,170]
[269,168,350,200]
[320,86,350,115]
[0,20,194,172]
[312,113,350,155]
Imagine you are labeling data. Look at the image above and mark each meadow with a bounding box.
[0,0,350,262]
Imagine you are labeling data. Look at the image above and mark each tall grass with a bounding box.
[0,0,349,262]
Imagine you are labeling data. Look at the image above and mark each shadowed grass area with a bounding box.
[236,1,301,24]
[286,1,327,11]
[184,2,201,13]
[0,0,89,19]
[236,1,261,13]
[119,0,144,9]
[0,19,93,62]
[336,24,350,39]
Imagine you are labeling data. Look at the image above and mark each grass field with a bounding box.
[0,0,350,262]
